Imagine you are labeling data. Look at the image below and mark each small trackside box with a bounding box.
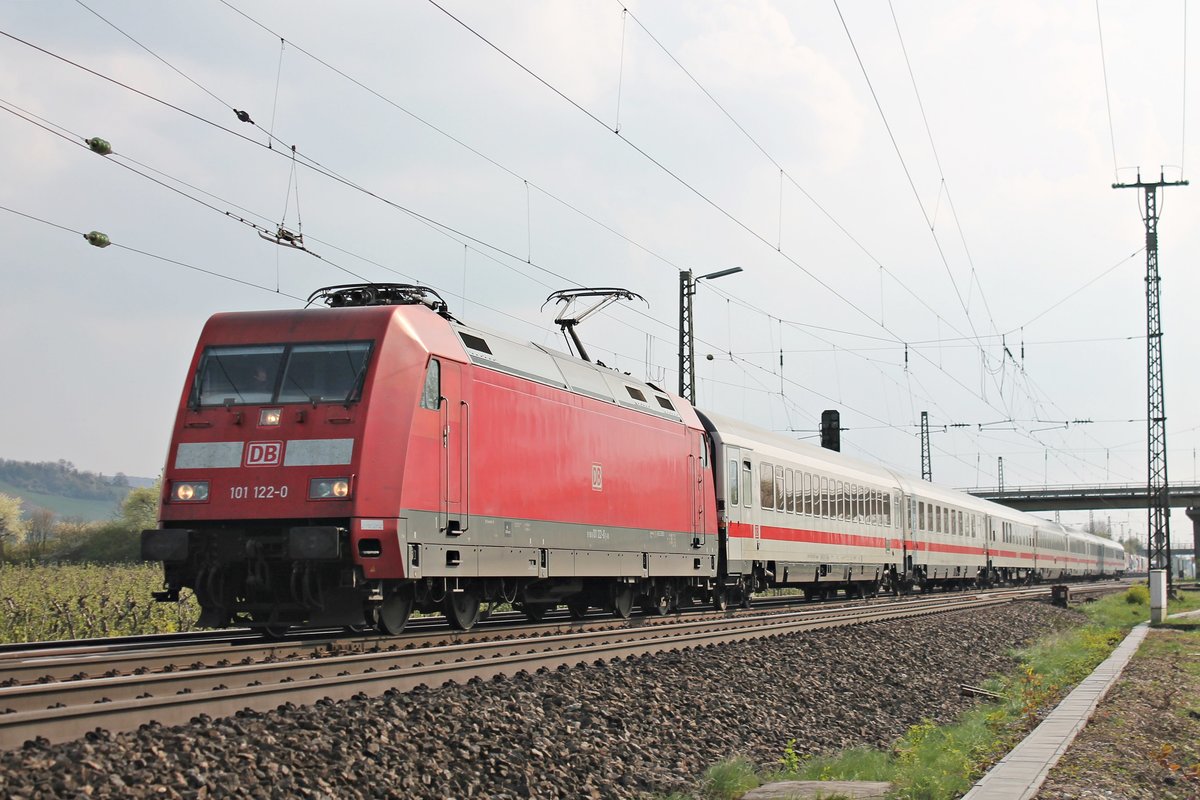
[141,529,191,562]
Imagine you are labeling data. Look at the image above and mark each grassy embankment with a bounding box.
[672,585,1200,800]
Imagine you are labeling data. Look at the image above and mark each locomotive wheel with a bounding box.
[376,586,414,635]
[256,626,289,641]
[249,611,289,640]
[443,590,482,631]
[712,589,729,612]
[566,598,589,620]
[641,591,670,616]
[611,585,635,620]
[523,603,552,623]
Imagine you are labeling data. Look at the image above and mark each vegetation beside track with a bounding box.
[671,586,1200,800]
[0,563,199,642]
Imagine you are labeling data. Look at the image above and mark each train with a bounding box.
[141,284,1128,634]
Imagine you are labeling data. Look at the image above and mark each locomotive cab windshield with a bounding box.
[190,340,373,407]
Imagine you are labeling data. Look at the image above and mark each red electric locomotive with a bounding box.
[142,285,718,634]
[143,283,1125,636]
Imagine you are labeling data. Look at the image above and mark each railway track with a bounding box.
[0,581,1128,749]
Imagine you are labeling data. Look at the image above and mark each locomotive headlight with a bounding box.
[309,478,351,500]
[171,481,209,502]
[259,408,282,426]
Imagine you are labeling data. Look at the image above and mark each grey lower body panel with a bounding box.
[398,509,716,580]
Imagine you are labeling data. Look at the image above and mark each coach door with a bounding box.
[439,361,465,535]
[723,447,757,554]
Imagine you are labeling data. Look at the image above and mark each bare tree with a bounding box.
[0,493,27,560]
[25,508,56,559]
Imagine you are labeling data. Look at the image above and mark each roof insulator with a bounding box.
[84,231,111,248]
[86,137,112,156]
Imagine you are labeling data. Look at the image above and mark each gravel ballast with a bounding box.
[2,602,1083,799]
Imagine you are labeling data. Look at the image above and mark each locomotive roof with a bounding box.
[202,304,695,426]
[447,319,689,425]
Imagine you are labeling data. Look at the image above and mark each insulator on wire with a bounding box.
[86,137,112,156]
[84,231,111,248]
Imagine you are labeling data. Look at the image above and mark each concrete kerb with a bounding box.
[960,622,1150,800]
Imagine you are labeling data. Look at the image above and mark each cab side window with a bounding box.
[420,358,441,410]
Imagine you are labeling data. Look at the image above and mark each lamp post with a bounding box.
[678,266,743,404]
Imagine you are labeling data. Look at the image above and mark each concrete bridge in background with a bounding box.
[964,483,1200,566]
[965,482,1200,512]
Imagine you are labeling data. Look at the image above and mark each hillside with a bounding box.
[0,460,153,522]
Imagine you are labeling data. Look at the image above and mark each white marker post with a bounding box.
[1149,569,1167,624]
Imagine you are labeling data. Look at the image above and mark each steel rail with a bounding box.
[0,588,1059,748]
[0,590,929,685]
[0,592,1006,714]
[0,583,1128,686]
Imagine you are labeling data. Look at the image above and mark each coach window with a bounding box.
[918,501,925,531]
[838,481,846,520]
[785,469,794,513]
[727,459,739,506]
[743,461,753,508]
[936,506,943,534]
[775,466,785,512]
[760,463,775,510]
[820,477,829,518]
[420,358,441,410]
[802,473,812,515]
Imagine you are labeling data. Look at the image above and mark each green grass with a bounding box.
[672,586,1200,800]
[699,758,760,800]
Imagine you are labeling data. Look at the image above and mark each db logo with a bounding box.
[245,441,283,467]
[591,463,603,491]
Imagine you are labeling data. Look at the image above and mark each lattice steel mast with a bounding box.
[1113,170,1188,585]
[920,411,932,481]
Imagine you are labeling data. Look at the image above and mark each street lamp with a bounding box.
[678,266,743,404]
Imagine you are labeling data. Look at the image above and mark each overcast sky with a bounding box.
[1,1,1195,547]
